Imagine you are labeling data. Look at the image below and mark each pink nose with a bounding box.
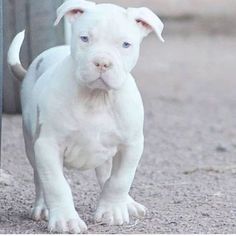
[93,57,113,71]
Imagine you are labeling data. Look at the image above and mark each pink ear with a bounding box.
[54,0,96,26]
[136,19,153,31]
[69,9,84,16]
[65,8,84,23]
[127,7,164,42]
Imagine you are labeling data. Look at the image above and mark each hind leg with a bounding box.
[23,124,48,221]
[31,170,49,221]
[95,158,113,190]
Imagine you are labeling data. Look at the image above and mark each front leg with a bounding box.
[34,138,87,233]
[95,138,146,225]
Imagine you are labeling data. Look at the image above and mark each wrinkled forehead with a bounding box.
[72,4,139,39]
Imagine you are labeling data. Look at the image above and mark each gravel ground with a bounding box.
[1,19,236,233]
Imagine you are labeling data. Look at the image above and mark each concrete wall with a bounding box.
[95,0,236,18]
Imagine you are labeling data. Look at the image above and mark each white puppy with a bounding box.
[8,0,164,233]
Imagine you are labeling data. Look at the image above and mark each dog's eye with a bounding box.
[122,42,131,48]
[80,36,89,43]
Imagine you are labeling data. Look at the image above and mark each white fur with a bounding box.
[10,0,164,233]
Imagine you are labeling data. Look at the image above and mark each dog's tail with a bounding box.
[7,30,27,81]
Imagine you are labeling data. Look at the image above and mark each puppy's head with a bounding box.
[55,0,164,91]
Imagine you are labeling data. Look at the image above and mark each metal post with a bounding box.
[0,0,12,185]
[0,0,3,169]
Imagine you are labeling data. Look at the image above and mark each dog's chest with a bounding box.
[61,107,121,170]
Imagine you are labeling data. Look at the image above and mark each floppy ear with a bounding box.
[54,0,96,26]
[127,7,164,42]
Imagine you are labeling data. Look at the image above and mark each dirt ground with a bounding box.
[1,15,236,234]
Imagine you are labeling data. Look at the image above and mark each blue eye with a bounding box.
[80,36,89,43]
[123,42,131,48]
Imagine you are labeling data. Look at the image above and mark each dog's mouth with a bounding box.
[97,77,109,87]
[88,77,111,90]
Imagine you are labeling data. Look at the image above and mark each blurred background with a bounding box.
[2,0,236,113]
[1,0,236,234]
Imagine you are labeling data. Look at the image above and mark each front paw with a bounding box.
[48,209,87,233]
[95,195,147,225]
